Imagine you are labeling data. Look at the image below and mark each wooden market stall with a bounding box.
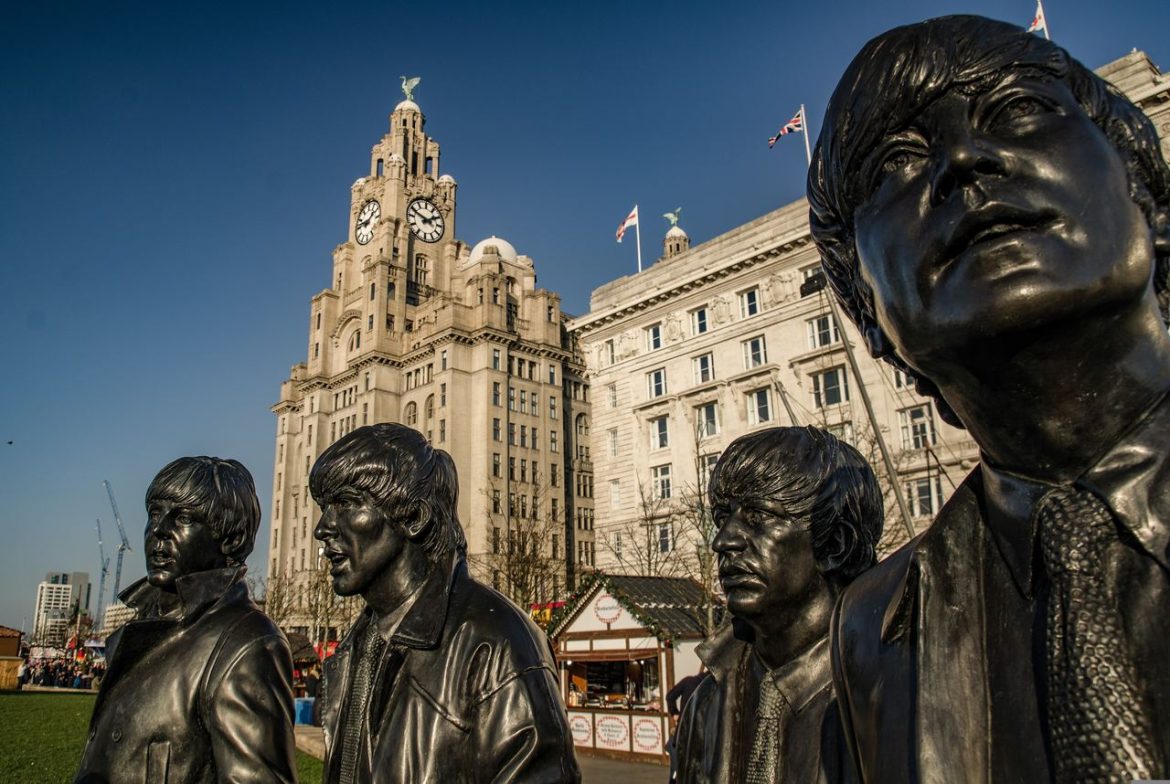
[547,573,714,764]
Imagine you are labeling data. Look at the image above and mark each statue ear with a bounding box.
[860,319,892,359]
[404,500,433,542]
[218,532,246,566]
[1153,207,1170,257]
[818,523,856,578]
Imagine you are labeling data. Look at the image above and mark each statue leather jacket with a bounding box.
[319,555,581,783]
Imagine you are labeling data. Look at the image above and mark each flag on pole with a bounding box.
[616,205,639,243]
[1026,0,1048,36]
[768,110,804,148]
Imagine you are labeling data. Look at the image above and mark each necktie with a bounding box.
[337,624,386,784]
[1039,487,1161,783]
[745,669,783,784]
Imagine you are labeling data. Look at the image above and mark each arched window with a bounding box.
[349,330,361,351]
[405,402,418,426]
[576,413,590,437]
[425,395,435,420]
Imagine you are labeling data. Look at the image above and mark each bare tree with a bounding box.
[598,472,686,579]
[250,570,297,629]
[303,553,362,648]
[472,467,568,612]
[669,425,723,637]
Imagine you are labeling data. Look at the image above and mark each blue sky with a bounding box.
[2,0,1168,630]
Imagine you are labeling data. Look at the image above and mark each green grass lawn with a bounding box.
[0,691,323,783]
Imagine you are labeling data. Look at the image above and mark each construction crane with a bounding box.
[95,519,110,633]
[103,480,132,600]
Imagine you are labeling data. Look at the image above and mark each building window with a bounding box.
[425,395,434,419]
[827,421,855,443]
[610,479,621,510]
[508,386,516,411]
[614,532,623,561]
[493,418,501,441]
[645,323,662,351]
[604,339,615,365]
[606,384,617,409]
[739,287,760,318]
[549,365,557,385]
[492,382,501,406]
[315,312,321,330]
[812,367,850,408]
[551,431,558,452]
[647,368,667,398]
[520,425,528,448]
[700,453,720,490]
[492,453,501,477]
[608,428,619,457]
[440,383,447,407]
[492,349,501,370]
[693,353,714,384]
[441,350,448,370]
[405,402,418,426]
[650,416,669,449]
[361,404,368,425]
[806,314,841,349]
[691,307,709,335]
[349,330,361,351]
[696,402,718,438]
[900,404,937,450]
[742,335,767,368]
[906,477,945,518]
[658,522,674,553]
[576,414,589,438]
[651,464,672,500]
[508,423,516,445]
[370,282,376,300]
[747,388,773,425]
[520,390,528,414]
[893,369,912,389]
[550,464,559,486]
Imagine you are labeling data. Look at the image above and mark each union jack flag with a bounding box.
[768,110,804,148]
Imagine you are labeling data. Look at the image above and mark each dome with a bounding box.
[395,99,420,113]
[437,173,456,185]
[666,225,688,239]
[468,236,518,264]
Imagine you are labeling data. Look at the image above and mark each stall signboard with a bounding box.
[594,714,631,752]
[568,712,593,746]
[632,715,664,754]
[593,593,623,625]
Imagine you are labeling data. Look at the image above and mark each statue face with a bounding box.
[712,498,819,622]
[852,72,1154,373]
[314,488,405,597]
[145,499,227,592]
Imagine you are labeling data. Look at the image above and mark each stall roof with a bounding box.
[549,572,718,641]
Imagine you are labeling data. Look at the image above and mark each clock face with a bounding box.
[406,198,445,243]
[355,200,380,245]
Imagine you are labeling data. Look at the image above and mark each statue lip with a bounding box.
[941,203,1057,268]
[718,565,761,586]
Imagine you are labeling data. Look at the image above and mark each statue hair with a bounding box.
[309,423,467,560]
[709,426,884,587]
[146,456,261,566]
[808,15,1170,427]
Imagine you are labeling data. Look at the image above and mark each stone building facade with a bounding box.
[271,97,593,636]
[568,51,1170,576]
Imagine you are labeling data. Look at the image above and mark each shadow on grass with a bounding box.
[0,690,323,784]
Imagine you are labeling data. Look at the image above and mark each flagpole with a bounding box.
[800,104,812,167]
[634,205,643,273]
[1037,0,1050,39]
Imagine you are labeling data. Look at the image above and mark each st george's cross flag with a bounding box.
[1026,1,1047,34]
[616,205,639,243]
[768,110,804,148]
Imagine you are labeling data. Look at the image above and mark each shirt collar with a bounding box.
[697,619,832,714]
[759,635,833,714]
[983,389,1170,596]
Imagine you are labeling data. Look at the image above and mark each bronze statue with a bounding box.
[674,427,882,783]
[808,15,1170,783]
[75,457,296,784]
[310,423,581,784]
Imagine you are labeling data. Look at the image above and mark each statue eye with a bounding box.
[988,94,1053,128]
[865,137,926,194]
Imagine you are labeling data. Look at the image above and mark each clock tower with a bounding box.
[270,88,594,638]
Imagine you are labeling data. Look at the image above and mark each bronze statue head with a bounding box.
[310,424,466,599]
[709,427,883,623]
[144,456,261,591]
[808,15,1170,427]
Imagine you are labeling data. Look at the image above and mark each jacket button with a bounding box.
[112,729,123,742]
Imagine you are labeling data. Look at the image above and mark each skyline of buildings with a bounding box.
[32,571,90,646]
